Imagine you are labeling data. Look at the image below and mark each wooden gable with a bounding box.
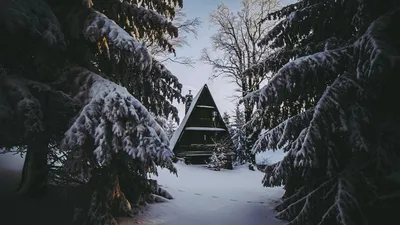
[169,84,234,158]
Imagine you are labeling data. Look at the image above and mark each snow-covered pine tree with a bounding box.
[222,111,232,131]
[231,104,247,164]
[245,0,400,224]
[0,0,187,224]
[207,147,228,171]
[208,134,232,170]
[165,118,178,140]
[207,152,222,171]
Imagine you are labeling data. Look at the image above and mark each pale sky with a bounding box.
[167,0,294,122]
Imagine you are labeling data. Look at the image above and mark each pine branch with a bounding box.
[260,0,321,22]
[277,178,335,224]
[353,7,400,80]
[61,67,176,174]
[83,9,153,72]
[0,0,65,47]
[1,75,44,142]
[118,1,178,53]
[259,1,338,48]
[252,108,314,153]
[245,47,353,109]
[295,74,364,168]
[243,39,344,79]
[262,127,309,187]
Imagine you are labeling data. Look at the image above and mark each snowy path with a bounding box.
[120,163,285,225]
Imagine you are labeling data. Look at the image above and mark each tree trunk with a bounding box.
[18,135,49,196]
[76,159,134,225]
[244,104,256,170]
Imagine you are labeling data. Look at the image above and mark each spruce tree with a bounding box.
[165,118,177,140]
[222,111,232,132]
[246,0,400,224]
[232,104,247,164]
[0,0,186,224]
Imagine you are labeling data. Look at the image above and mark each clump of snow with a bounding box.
[120,162,285,225]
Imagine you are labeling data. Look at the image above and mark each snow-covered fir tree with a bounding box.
[245,0,400,224]
[0,0,188,224]
[207,146,229,171]
[207,133,232,170]
[231,104,247,164]
[222,111,232,131]
[165,118,177,140]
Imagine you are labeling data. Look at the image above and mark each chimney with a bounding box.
[185,90,193,114]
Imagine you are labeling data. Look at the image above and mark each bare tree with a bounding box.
[201,0,278,167]
[145,8,201,67]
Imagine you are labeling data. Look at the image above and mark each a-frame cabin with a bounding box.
[170,84,235,166]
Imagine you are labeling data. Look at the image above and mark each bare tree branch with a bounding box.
[143,8,201,67]
[202,0,278,96]
[201,0,279,165]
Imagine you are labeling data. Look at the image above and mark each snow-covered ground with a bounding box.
[0,151,285,225]
[255,149,286,165]
[120,162,285,225]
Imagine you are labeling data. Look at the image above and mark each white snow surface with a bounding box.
[120,162,285,225]
[185,127,226,131]
[255,150,286,165]
[196,105,215,109]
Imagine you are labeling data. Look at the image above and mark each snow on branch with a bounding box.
[354,8,400,79]
[263,127,309,187]
[127,0,182,19]
[260,0,324,23]
[259,1,333,48]
[245,47,352,108]
[1,0,65,47]
[252,108,314,154]
[243,40,336,79]
[276,178,336,224]
[295,74,364,169]
[120,1,178,38]
[136,59,183,123]
[155,61,181,86]
[61,67,176,173]
[83,10,152,72]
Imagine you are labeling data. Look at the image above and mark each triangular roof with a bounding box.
[169,84,228,151]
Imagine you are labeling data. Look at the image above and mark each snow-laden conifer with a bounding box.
[247,2,400,224]
[0,0,187,224]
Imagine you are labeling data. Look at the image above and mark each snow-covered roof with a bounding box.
[169,85,205,150]
[185,127,226,131]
